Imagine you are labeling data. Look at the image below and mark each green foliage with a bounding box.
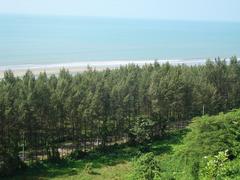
[200,150,240,180]
[132,152,161,180]
[130,116,155,144]
[202,150,229,179]
[2,57,240,177]
[180,110,240,163]
[159,109,240,179]
[8,119,240,180]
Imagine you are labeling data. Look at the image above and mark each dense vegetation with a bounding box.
[153,109,240,179]
[10,110,240,179]
[1,57,240,177]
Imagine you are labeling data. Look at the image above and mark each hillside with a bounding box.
[8,109,240,180]
[159,109,240,179]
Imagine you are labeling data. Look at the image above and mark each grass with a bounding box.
[6,130,187,180]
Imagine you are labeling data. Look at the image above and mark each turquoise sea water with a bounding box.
[0,14,240,67]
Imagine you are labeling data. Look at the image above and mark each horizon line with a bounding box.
[1,12,240,23]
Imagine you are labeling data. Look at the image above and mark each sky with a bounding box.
[0,0,240,22]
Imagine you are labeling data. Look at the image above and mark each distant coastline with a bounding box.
[1,57,240,78]
[0,58,212,78]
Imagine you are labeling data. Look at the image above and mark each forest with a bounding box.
[1,56,240,178]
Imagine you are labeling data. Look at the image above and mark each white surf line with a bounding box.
[0,57,238,72]
[0,59,207,71]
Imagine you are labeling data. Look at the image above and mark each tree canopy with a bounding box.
[1,57,240,176]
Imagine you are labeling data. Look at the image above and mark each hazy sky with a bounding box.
[0,0,239,21]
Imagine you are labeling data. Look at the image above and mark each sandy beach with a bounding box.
[0,59,208,78]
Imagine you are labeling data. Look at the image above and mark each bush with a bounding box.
[184,111,240,157]
[202,150,229,179]
[130,116,155,144]
[132,152,161,180]
[223,159,240,178]
[201,150,240,179]
[158,110,240,179]
[172,110,240,178]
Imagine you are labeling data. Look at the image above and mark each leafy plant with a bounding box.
[202,150,229,179]
[130,116,155,144]
[132,152,161,180]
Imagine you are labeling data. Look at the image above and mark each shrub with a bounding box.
[202,150,229,179]
[157,110,240,179]
[201,150,240,179]
[132,152,161,180]
[130,116,155,144]
[173,110,240,178]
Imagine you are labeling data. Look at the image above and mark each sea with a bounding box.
[0,14,240,70]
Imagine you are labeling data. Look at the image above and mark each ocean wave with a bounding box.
[0,59,210,71]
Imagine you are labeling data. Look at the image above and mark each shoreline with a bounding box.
[0,58,220,78]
